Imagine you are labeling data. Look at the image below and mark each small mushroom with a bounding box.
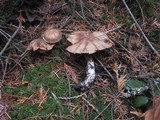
[27,28,62,53]
[42,28,62,44]
[66,31,113,92]
[26,38,55,53]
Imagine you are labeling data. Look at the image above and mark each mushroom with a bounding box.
[26,38,55,53]
[27,28,62,53]
[66,31,113,92]
[42,28,62,44]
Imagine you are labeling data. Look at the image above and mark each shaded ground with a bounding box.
[0,0,160,120]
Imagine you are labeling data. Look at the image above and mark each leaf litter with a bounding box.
[1,0,160,120]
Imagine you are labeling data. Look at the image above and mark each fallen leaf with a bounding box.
[64,63,79,83]
[113,62,120,79]
[130,111,143,117]
[113,63,126,93]
[117,75,126,92]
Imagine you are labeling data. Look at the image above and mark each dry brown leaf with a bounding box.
[117,75,126,92]
[17,97,29,104]
[5,80,28,87]
[66,31,113,54]
[130,111,144,117]
[31,86,48,106]
[113,62,120,79]
[64,63,79,83]
[39,86,46,102]
[26,38,54,53]
[112,63,126,93]
[152,19,160,28]
[42,28,62,44]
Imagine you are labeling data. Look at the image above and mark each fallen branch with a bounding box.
[0,22,21,57]
[122,0,160,57]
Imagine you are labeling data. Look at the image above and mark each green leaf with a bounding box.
[132,96,148,107]
[126,79,147,89]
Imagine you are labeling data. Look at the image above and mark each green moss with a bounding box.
[4,85,32,97]
[10,103,39,120]
[4,60,115,119]
[4,60,80,119]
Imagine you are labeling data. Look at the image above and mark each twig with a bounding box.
[93,101,113,120]
[0,29,11,39]
[135,0,145,25]
[0,58,4,74]
[94,57,115,82]
[0,22,21,57]
[1,56,24,75]
[51,92,87,100]
[76,0,96,30]
[51,92,58,100]
[82,97,100,114]
[105,25,122,34]
[5,51,28,74]
[112,39,143,69]
[122,0,160,57]
[75,11,96,30]
[111,39,155,96]
[80,2,98,30]
[2,55,9,81]
[60,16,71,28]
[0,55,9,99]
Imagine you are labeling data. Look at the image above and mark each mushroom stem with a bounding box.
[75,54,96,92]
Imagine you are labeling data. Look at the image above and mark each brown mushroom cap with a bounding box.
[66,31,113,54]
[42,29,62,44]
[26,38,55,53]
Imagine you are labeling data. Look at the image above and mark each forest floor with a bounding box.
[0,0,160,120]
